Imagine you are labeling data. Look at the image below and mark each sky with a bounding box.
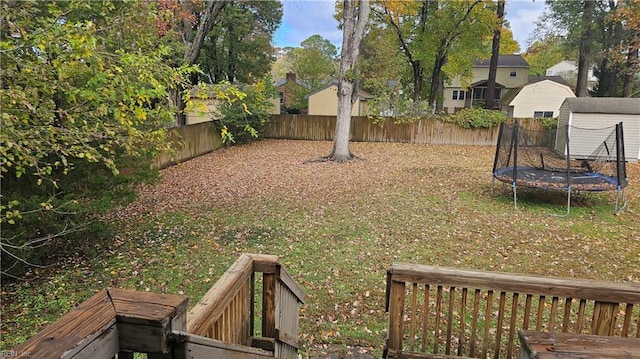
[272,0,547,53]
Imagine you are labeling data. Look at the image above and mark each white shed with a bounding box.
[555,97,640,162]
[500,77,575,118]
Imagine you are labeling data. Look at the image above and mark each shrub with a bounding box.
[215,77,278,145]
[540,117,559,129]
[440,107,507,129]
[367,93,433,124]
[1,154,158,279]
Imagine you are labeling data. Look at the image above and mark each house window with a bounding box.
[534,111,554,118]
[278,92,284,105]
[509,71,517,77]
[452,90,465,100]
[473,88,501,101]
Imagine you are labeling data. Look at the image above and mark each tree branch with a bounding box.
[183,0,228,65]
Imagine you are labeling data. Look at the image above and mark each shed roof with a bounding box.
[527,75,569,86]
[562,97,640,115]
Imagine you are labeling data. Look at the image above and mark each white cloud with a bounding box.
[274,0,341,48]
[505,0,546,51]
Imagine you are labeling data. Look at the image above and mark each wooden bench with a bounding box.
[384,263,640,359]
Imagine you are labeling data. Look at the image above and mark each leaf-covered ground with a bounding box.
[2,140,639,357]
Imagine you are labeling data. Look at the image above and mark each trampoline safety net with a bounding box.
[492,120,628,214]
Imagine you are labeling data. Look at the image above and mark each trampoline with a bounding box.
[492,121,628,215]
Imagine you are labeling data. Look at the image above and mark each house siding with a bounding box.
[444,58,529,112]
[186,98,220,125]
[308,85,367,116]
[186,97,279,125]
[555,101,640,161]
[555,101,571,153]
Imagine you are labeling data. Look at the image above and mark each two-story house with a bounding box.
[443,54,529,113]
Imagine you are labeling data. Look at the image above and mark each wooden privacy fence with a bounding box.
[154,122,223,169]
[384,263,640,359]
[8,253,304,359]
[265,115,548,146]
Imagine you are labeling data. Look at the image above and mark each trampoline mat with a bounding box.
[494,166,621,191]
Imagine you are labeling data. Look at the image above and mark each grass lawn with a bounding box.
[2,139,639,357]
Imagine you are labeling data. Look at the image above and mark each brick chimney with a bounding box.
[286,72,296,84]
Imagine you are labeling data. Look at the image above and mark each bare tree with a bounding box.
[327,0,370,163]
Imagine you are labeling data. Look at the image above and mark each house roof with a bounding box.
[562,97,640,115]
[500,88,520,105]
[274,78,305,87]
[189,83,233,99]
[473,54,529,68]
[527,75,569,86]
[547,60,577,71]
[470,80,505,88]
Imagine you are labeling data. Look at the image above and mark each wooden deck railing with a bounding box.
[7,288,189,359]
[186,253,305,358]
[7,253,304,359]
[384,263,640,359]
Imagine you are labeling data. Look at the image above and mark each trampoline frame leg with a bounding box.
[552,187,572,217]
[512,182,517,210]
[564,187,571,217]
[614,186,628,215]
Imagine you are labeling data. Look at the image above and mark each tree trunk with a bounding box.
[329,0,370,162]
[172,0,227,126]
[576,0,594,97]
[428,50,446,111]
[381,2,429,105]
[332,78,354,162]
[168,88,186,126]
[412,60,423,104]
[623,45,638,97]
[485,0,504,110]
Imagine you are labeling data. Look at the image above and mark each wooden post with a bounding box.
[8,289,187,359]
[592,301,618,336]
[262,272,277,339]
[387,279,406,355]
[110,289,187,358]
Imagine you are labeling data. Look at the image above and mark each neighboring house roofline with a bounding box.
[274,78,305,87]
[473,54,529,68]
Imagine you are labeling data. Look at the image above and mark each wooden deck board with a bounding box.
[519,330,640,358]
[10,290,117,359]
